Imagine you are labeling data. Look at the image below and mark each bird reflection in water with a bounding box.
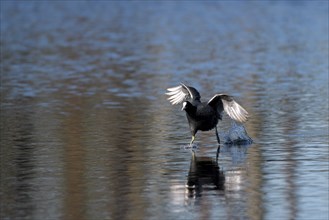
[186,151,225,198]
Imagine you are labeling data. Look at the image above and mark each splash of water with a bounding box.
[221,121,253,145]
[180,143,199,151]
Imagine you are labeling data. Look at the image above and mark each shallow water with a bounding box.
[1,2,328,220]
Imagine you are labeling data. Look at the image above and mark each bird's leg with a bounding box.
[215,126,221,162]
[215,126,220,144]
[192,148,196,158]
[216,145,220,163]
[189,135,195,148]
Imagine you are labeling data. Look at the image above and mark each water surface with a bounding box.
[1,2,328,220]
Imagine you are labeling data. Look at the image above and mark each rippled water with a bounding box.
[1,2,328,220]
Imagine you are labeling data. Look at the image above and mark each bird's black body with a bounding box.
[166,83,249,146]
[184,101,219,136]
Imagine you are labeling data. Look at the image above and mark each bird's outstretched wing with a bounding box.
[207,94,249,123]
[166,83,201,105]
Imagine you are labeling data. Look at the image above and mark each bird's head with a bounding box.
[181,101,196,112]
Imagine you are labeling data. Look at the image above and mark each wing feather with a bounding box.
[208,94,249,123]
[166,83,201,105]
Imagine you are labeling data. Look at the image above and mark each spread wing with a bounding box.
[166,83,201,105]
[207,94,249,123]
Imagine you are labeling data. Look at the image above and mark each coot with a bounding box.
[166,83,249,146]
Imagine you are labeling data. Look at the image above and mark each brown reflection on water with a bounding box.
[52,83,155,219]
[104,102,151,220]
[236,75,265,220]
[281,94,299,220]
[245,144,264,220]
[61,99,87,220]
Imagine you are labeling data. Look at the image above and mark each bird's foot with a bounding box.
[181,143,199,151]
[190,143,199,152]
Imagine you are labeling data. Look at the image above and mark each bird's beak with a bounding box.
[181,102,187,111]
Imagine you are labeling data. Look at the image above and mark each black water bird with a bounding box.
[166,83,249,146]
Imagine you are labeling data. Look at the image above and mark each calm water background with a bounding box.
[1,2,328,220]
